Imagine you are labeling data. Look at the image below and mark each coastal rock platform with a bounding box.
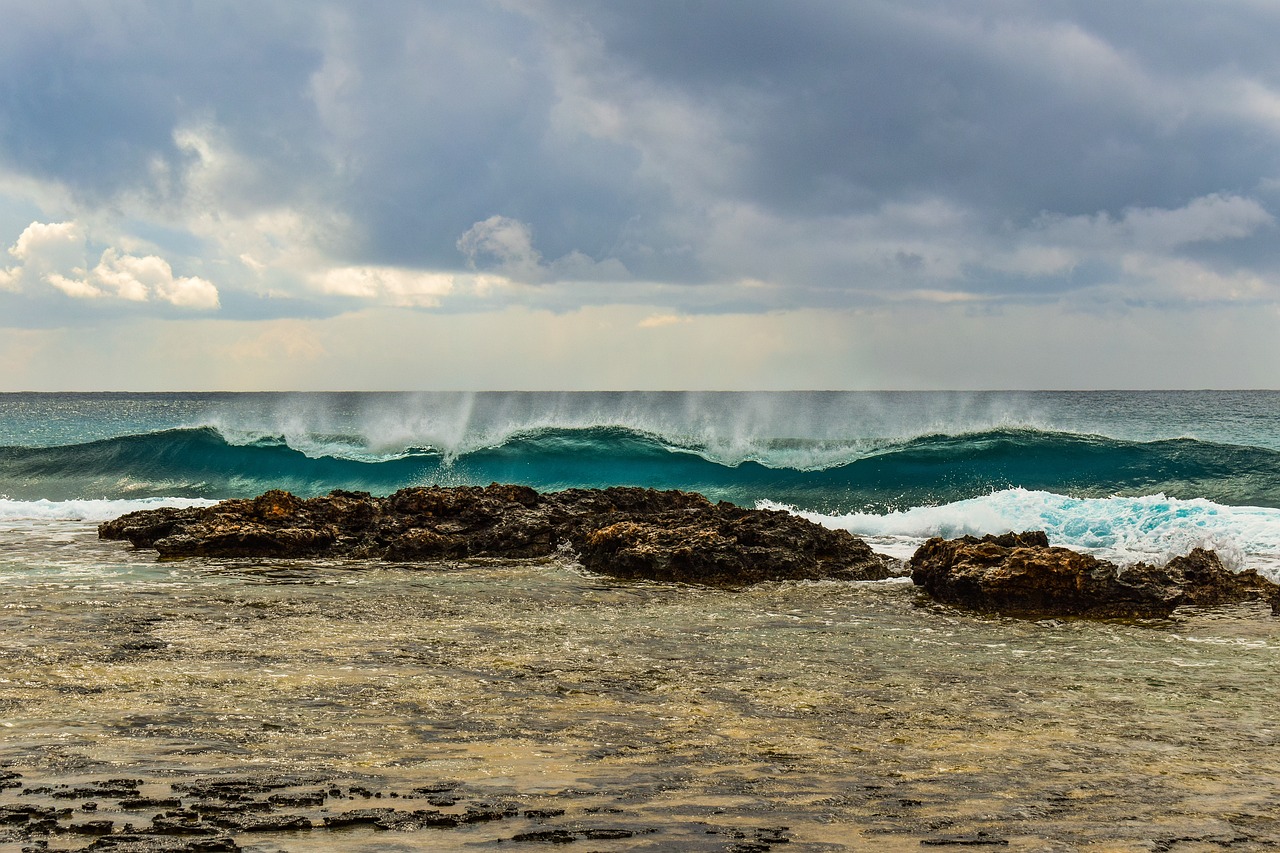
[910,531,1280,618]
[99,484,895,586]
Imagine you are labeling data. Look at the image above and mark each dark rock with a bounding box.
[512,829,578,843]
[266,791,325,807]
[146,813,218,836]
[459,801,520,823]
[0,804,56,825]
[100,485,894,587]
[322,808,397,829]
[206,813,312,832]
[171,775,325,801]
[410,781,458,794]
[910,532,1280,618]
[120,798,182,810]
[523,808,566,819]
[188,802,271,816]
[52,780,142,800]
[320,807,459,831]
[84,835,240,852]
[920,833,1009,846]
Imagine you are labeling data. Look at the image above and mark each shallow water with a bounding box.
[1,521,1279,850]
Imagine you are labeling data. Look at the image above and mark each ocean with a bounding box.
[2,390,1279,850]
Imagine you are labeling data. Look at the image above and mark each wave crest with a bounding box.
[2,425,1279,511]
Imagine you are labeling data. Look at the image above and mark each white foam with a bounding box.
[194,391,1076,469]
[766,488,1280,581]
[0,497,217,523]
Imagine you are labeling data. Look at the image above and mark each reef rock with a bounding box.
[909,531,1280,618]
[99,485,894,587]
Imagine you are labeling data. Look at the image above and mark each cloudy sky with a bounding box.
[3,0,1280,390]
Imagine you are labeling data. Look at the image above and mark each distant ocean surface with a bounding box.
[5,391,1280,850]
[2,390,1279,576]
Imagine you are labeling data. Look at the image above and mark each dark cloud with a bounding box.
[0,3,326,205]
[1,0,1278,313]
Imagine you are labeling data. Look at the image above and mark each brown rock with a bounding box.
[909,531,1280,618]
[100,485,894,587]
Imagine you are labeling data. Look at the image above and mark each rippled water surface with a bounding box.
[2,520,1280,851]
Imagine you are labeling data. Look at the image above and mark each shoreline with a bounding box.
[2,545,1279,851]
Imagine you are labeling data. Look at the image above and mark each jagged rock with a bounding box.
[99,485,894,587]
[909,531,1280,618]
[577,507,887,585]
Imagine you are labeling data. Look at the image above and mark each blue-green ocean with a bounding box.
[4,391,1280,851]
[2,390,1279,575]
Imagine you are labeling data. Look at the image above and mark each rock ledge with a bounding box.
[99,485,894,587]
[909,531,1280,618]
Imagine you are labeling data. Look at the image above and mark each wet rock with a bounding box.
[51,780,142,800]
[512,828,578,843]
[83,835,241,852]
[523,808,566,819]
[321,808,398,829]
[919,832,1010,846]
[909,532,1280,618]
[147,813,219,836]
[120,798,182,809]
[583,827,636,839]
[100,485,894,587]
[0,804,57,825]
[266,791,325,807]
[459,801,520,824]
[171,775,325,801]
[188,802,271,816]
[205,813,312,832]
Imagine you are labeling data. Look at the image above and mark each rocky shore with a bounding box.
[909,531,1280,618]
[99,486,1280,618]
[3,768,795,852]
[99,484,894,586]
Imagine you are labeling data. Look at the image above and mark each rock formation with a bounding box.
[909,531,1280,618]
[99,484,894,587]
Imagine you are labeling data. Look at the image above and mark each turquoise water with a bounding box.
[2,390,1279,574]
[2,391,1280,851]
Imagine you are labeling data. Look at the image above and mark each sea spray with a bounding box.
[767,488,1280,580]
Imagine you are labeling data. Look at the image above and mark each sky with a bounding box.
[2,0,1280,390]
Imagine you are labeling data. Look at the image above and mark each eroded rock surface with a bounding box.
[99,485,894,586]
[909,531,1280,618]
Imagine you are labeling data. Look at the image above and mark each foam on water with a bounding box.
[771,488,1280,580]
[192,391,1083,469]
[0,496,217,523]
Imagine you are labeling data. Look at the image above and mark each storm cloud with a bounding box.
[2,1,1279,387]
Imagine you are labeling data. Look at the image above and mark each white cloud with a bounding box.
[1119,253,1272,302]
[637,313,690,328]
[313,265,459,308]
[1,220,220,309]
[457,215,544,281]
[9,220,85,272]
[1033,193,1274,252]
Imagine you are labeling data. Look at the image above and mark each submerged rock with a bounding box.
[909,531,1280,618]
[99,485,894,587]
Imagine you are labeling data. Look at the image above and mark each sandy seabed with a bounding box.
[2,521,1279,851]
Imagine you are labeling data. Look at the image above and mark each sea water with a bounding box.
[1,391,1279,850]
[4,390,1280,574]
